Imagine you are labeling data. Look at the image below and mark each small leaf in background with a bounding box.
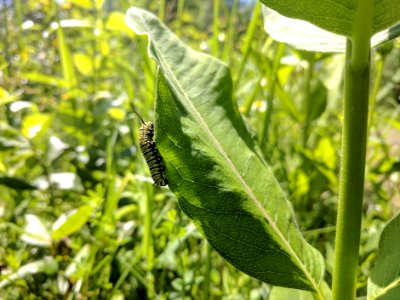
[291,170,310,199]
[0,138,20,151]
[107,107,126,121]
[65,244,91,278]
[100,40,110,56]
[95,0,104,10]
[0,176,36,191]
[47,136,69,161]
[308,80,328,121]
[68,0,92,9]
[126,7,325,293]
[314,138,336,170]
[51,205,93,240]
[0,87,20,106]
[0,257,58,289]
[68,0,103,9]
[56,22,77,91]
[106,12,133,35]
[49,172,79,190]
[21,113,52,140]
[22,72,68,88]
[367,213,400,300]
[9,100,34,113]
[35,172,79,191]
[73,53,93,76]
[20,214,52,247]
[371,23,400,49]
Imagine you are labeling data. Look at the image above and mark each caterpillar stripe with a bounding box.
[138,121,168,186]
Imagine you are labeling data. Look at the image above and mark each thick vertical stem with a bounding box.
[332,1,373,299]
[144,184,155,298]
[302,56,315,147]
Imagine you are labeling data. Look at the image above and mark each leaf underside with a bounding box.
[126,7,325,292]
[260,0,400,37]
[262,4,400,52]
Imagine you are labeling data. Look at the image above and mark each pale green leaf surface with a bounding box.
[106,12,133,34]
[262,6,345,53]
[270,286,314,300]
[126,7,325,293]
[367,213,400,300]
[69,0,92,9]
[21,113,53,140]
[22,72,68,88]
[73,53,93,75]
[260,0,400,37]
[0,87,20,106]
[57,24,77,90]
[65,244,91,278]
[262,6,400,53]
[0,257,58,289]
[51,205,93,240]
[20,214,51,247]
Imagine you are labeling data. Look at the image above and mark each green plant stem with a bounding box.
[367,52,385,138]
[212,0,220,57]
[235,1,261,89]
[302,55,315,146]
[222,0,238,63]
[103,128,119,218]
[332,1,373,299]
[143,184,154,266]
[159,0,166,20]
[203,242,212,300]
[177,0,185,20]
[260,42,285,152]
[144,184,155,298]
[2,0,12,78]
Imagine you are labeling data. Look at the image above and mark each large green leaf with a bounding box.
[260,0,400,38]
[367,213,400,300]
[126,7,325,293]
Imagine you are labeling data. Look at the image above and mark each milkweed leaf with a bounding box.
[126,7,325,293]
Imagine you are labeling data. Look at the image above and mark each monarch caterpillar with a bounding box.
[135,112,168,186]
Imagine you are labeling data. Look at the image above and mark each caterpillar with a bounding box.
[135,113,168,186]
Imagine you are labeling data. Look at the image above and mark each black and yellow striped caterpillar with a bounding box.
[135,113,168,186]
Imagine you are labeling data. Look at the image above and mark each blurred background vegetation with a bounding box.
[0,0,399,299]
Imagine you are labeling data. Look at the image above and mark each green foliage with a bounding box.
[0,0,399,299]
